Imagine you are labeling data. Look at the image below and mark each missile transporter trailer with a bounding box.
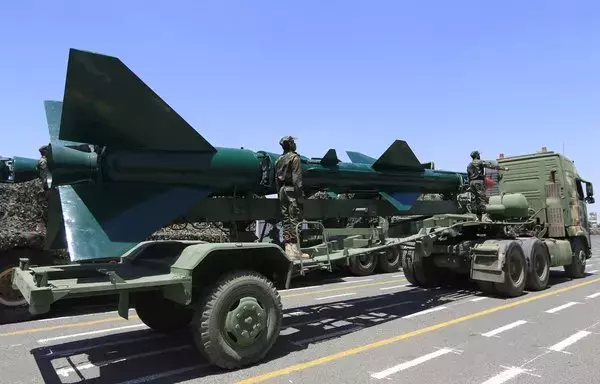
[11,147,595,370]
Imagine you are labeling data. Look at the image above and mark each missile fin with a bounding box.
[44,100,87,147]
[372,140,423,171]
[57,183,211,261]
[346,151,376,165]
[379,191,421,212]
[59,48,217,152]
[320,149,340,166]
[421,161,435,170]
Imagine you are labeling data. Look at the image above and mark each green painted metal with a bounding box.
[0,156,39,183]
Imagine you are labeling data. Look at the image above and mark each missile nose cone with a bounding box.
[47,144,99,188]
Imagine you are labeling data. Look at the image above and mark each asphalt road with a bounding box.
[1,236,600,384]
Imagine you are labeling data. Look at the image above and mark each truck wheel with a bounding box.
[191,270,282,369]
[494,241,526,297]
[401,251,419,286]
[376,247,401,273]
[348,253,377,276]
[413,256,441,288]
[564,239,587,278]
[0,248,53,323]
[523,240,550,291]
[134,291,194,333]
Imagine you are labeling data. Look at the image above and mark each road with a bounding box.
[1,236,600,384]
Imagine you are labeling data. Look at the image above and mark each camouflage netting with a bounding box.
[0,179,51,253]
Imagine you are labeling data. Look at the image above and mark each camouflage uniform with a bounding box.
[466,150,508,220]
[37,145,50,191]
[275,136,309,259]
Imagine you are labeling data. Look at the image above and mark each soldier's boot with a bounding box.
[291,243,310,259]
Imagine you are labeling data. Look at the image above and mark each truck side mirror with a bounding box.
[586,182,594,198]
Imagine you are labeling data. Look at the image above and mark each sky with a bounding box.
[0,1,598,208]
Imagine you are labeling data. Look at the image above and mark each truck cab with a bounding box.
[496,147,595,251]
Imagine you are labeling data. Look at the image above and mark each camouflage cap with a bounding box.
[39,144,50,154]
[279,136,297,146]
[470,150,480,159]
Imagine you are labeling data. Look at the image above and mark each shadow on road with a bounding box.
[28,268,584,384]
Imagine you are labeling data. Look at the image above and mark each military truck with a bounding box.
[402,147,595,295]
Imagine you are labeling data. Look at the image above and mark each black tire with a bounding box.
[376,247,401,273]
[494,241,527,297]
[564,238,587,278]
[191,270,282,370]
[523,239,550,291]
[348,253,377,276]
[401,250,419,286]
[134,291,194,333]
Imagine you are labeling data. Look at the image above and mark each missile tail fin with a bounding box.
[372,140,423,171]
[346,151,376,165]
[59,48,217,153]
[320,149,340,166]
[379,192,421,212]
[57,184,211,261]
[44,100,86,147]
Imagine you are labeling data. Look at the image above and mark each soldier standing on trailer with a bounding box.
[275,136,310,259]
[467,150,509,221]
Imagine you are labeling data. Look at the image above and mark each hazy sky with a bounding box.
[1,1,598,206]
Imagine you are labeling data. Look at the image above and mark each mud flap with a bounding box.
[470,241,507,283]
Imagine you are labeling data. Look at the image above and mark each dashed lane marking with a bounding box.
[234,277,600,384]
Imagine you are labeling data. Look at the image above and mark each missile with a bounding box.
[0,156,39,183]
[43,48,468,261]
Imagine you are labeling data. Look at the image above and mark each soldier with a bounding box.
[275,136,309,259]
[37,145,50,191]
[467,150,509,221]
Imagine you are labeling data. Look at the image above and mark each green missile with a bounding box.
[0,156,39,183]
[44,48,467,261]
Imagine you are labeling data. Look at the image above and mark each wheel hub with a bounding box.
[225,296,267,347]
[0,267,26,307]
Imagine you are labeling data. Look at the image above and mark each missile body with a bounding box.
[43,48,467,261]
[0,156,39,183]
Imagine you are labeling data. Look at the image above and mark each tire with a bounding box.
[401,251,440,288]
[191,270,282,370]
[134,291,194,333]
[564,238,587,278]
[401,250,419,286]
[523,239,550,291]
[494,241,527,297]
[376,247,401,273]
[348,253,377,276]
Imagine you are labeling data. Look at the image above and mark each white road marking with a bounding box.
[470,297,488,302]
[338,278,374,284]
[37,308,135,322]
[38,324,148,344]
[380,284,409,291]
[114,364,207,384]
[55,345,191,377]
[371,348,454,379]
[586,292,600,299]
[482,320,528,338]
[548,330,591,353]
[481,367,526,384]
[545,301,580,314]
[402,306,447,319]
[391,274,404,278]
[587,270,599,274]
[315,293,356,301]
